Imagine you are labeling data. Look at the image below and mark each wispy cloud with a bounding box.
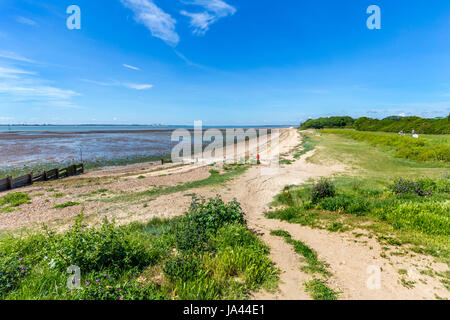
[0,58,81,109]
[0,51,36,63]
[174,50,207,69]
[123,63,140,70]
[0,66,37,79]
[81,78,153,90]
[16,16,37,26]
[181,0,236,35]
[123,83,153,90]
[120,0,179,46]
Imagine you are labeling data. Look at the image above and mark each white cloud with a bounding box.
[181,0,236,35]
[123,64,140,70]
[0,59,81,109]
[0,51,36,63]
[123,83,153,90]
[120,0,179,46]
[0,66,37,79]
[81,78,153,90]
[16,16,37,26]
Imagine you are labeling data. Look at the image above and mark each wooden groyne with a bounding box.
[0,163,84,193]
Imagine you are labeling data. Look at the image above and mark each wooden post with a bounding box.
[56,169,59,179]
[161,158,164,165]
[80,163,84,174]
[43,171,47,181]
[28,173,33,185]
[6,176,12,189]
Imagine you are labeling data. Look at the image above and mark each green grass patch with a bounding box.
[270,230,330,276]
[294,131,316,159]
[53,201,80,209]
[105,164,249,204]
[320,129,449,163]
[303,279,339,300]
[0,193,31,213]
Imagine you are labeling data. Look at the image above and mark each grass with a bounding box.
[270,230,330,276]
[53,201,80,209]
[320,129,449,163]
[268,130,450,265]
[0,193,31,213]
[0,197,278,300]
[294,131,316,159]
[104,163,249,204]
[304,279,339,300]
[270,229,338,300]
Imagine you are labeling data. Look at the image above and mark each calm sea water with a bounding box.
[0,125,291,171]
[0,125,288,133]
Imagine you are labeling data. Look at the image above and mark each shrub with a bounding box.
[188,196,245,234]
[390,178,432,197]
[163,255,202,282]
[172,196,246,253]
[310,179,335,203]
[43,216,154,273]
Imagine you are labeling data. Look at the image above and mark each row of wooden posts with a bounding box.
[0,163,84,193]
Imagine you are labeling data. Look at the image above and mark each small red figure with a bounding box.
[256,154,260,160]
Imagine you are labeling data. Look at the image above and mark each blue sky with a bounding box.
[0,0,449,125]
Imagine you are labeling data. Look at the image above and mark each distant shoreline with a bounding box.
[0,124,295,134]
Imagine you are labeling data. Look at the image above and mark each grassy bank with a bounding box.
[0,196,278,300]
[268,130,450,268]
[320,129,449,163]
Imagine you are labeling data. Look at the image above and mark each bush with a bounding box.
[163,255,202,282]
[353,116,450,134]
[300,116,355,129]
[172,196,246,253]
[319,195,369,215]
[43,215,154,273]
[310,179,336,203]
[390,178,433,197]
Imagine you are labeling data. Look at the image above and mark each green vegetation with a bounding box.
[300,116,355,130]
[269,130,450,264]
[294,131,316,159]
[105,164,248,204]
[354,116,450,134]
[0,193,31,213]
[300,115,450,134]
[0,197,277,300]
[53,201,80,209]
[320,129,449,163]
[270,230,337,299]
[304,279,339,300]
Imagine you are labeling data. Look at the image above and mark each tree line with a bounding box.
[300,115,450,134]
